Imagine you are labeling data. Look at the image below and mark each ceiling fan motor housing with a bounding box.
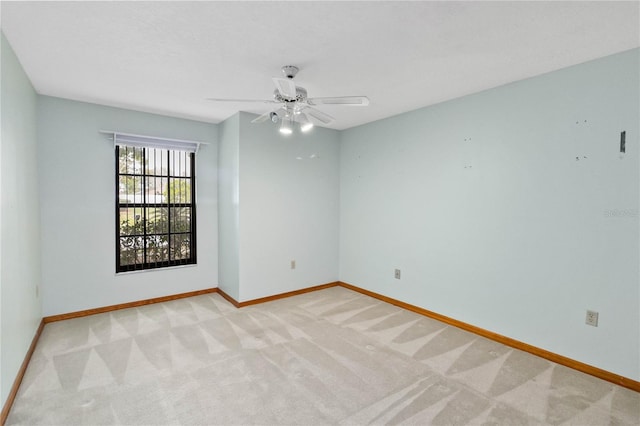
[273,86,307,103]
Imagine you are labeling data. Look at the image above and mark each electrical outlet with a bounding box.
[585,310,599,327]
[394,269,401,279]
[290,260,296,270]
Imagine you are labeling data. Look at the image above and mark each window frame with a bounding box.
[115,145,197,273]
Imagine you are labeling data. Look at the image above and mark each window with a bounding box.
[116,145,196,272]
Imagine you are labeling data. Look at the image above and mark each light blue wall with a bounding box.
[37,96,218,316]
[238,112,340,301]
[339,48,640,380]
[217,113,240,300]
[217,112,340,302]
[0,32,42,407]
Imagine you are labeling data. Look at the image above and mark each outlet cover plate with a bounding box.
[585,310,599,327]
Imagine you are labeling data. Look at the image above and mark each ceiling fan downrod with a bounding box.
[281,65,299,79]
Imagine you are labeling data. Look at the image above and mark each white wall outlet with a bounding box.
[585,310,599,327]
[290,260,296,270]
[394,269,401,279]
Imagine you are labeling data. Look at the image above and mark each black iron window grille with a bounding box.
[116,145,197,272]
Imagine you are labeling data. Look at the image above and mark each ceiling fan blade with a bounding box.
[251,107,285,123]
[251,111,272,123]
[207,98,276,103]
[306,96,370,106]
[304,107,335,125]
[272,77,297,99]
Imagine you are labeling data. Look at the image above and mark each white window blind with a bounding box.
[102,131,204,153]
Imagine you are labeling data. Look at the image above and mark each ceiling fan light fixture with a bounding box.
[299,114,314,132]
[279,116,293,134]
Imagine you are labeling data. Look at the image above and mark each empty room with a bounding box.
[1,1,639,425]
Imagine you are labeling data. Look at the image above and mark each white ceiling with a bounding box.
[2,1,638,130]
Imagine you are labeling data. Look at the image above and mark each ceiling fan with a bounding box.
[207,65,369,134]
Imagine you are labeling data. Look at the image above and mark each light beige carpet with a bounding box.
[6,287,639,425]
